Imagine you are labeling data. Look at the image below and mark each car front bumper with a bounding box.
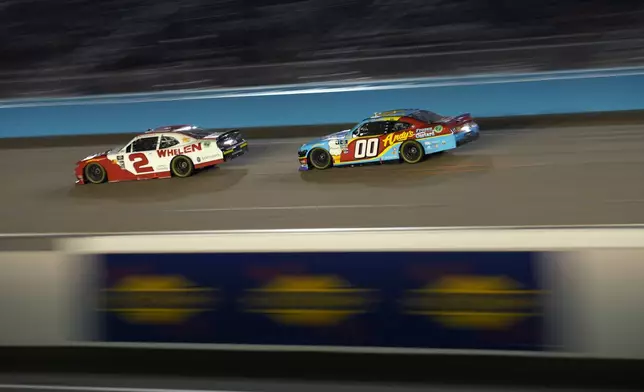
[298,149,310,171]
[74,165,85,184]
[298,157,310,171]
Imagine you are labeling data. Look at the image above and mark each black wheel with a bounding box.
[171,155,194,178]
[84,162,107,184]
[309,148,332,170]
[400,140,424,164]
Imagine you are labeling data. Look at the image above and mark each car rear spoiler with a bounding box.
[202,129,242,140]
[440,112,473,126]
[448,112,472,122]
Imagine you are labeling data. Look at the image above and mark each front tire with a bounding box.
[84,162,107,184]
[171,155,195,178]
[309,148,332,170]
[400,140,424,164]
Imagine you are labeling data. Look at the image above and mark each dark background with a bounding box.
[1,0,643,97]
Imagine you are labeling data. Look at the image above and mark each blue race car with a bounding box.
[297,108,479,170]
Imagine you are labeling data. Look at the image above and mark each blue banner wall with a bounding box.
[96,251,547,351]
[2,67,644,138]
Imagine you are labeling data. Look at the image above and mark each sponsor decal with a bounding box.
[116,155,125,168]
[201,154,221,161]
[415,127,434,138]
[339,139,349,153]
[157,143,203,158]
[328,139,343,156]
[382,130,416,148]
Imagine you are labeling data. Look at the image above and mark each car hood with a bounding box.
[323,129,351,139]
[307,129,351,145]
[79,150,110,163]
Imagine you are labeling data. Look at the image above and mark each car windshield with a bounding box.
[350,121,367,133]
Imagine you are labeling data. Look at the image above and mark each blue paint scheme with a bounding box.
[297,129,348,171]
[0,66,642,138]
[297,132,457,171]
[297,109,476,171]
[96,250,547,351]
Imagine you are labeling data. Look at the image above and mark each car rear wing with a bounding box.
[445,112,473,124]
[208,129,245,149]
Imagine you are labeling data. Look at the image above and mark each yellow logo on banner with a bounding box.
[404,275,542,329]
[243,274,374,326]
[101,275,217,324]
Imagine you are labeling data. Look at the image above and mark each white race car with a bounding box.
[75,125,248,184]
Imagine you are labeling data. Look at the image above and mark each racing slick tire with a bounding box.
[309,148,333,170]
[400,140,424,164]
[84,162,107,184]
[170,155,195,178]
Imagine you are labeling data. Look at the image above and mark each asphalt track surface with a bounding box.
[1,124,644,234]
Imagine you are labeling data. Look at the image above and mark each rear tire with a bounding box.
[400,140,424,164]
[309,148,332,170]
[171,155,195,178]
[84,163,107,184]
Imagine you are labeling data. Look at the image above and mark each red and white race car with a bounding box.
[75,125,248,184]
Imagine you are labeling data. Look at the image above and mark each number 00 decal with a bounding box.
[354,138,379,159]
[129,153,154,173]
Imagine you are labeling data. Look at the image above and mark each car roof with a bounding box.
[143,124,197,136]
[365,108,422,122]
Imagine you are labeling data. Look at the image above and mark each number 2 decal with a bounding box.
[354,138,379,159]
[129,153,154,173]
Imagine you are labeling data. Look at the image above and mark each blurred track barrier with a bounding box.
[1,67,644,138]
[0,251,73,346]
[91,250,545,351]
[1,227,642,359]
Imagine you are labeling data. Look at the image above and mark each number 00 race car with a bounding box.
[75,125,248,184]
[297,109,479,171]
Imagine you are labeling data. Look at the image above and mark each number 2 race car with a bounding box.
[297,108,479,171]
[75,125,248,184]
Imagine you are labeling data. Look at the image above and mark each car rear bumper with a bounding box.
[456,131,480,146]
[223,141,248,161]
[455,121,480,146]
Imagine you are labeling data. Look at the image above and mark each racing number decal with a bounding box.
[129,153,154,173]
[354,138,379,159]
